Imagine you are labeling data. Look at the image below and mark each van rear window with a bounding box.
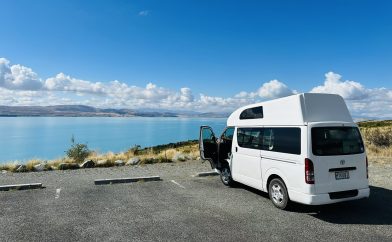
[312,127,364,156]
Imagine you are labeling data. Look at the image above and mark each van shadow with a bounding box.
[233,184,392,225]
[291,186,392,225]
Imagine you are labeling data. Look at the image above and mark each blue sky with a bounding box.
[0,0,391,117]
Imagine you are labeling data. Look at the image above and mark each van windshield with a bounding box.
[312,127,364,156]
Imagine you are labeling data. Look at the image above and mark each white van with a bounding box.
[199,93,369,209]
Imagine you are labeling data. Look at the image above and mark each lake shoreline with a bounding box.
[0,140,200,173]
[0,117,226,162]
[1,119,392,172]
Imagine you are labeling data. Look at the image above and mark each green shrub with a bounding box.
[65,135,91,163]
[127,145,141,156]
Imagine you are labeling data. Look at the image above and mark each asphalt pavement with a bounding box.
[0,161,391,241]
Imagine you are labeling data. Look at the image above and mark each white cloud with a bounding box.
[311,72,368,100]
[0,87,59,106]
[45,73,105,94]
[105,81,174,102]
[308,72,392,118]
[234,91,251,98]
[179,88,194,102]
[233,80,294,100]
[345,87,392,119]
[0,58,10,87]
[0,58,43,90]
[257,79,294,99]
[1,57,392,118]
[138,10,149,16]
[196,94,253,112]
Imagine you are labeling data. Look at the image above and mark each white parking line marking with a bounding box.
[171,180,185,189]
[55,188,61,199]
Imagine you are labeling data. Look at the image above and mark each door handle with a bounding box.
[235,147,238,152]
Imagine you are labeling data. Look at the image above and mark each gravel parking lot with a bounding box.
[0,160,391,241]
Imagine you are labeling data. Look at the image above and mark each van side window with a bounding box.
[237,127,301,154]
[237,128,263,149]
[261,128,274,151]
[261,128,301,155]
[239,106,263,120]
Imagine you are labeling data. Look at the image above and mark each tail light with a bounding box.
[366,156,368,179]
[305,158,315,184]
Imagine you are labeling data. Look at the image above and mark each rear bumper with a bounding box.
[289,187,370,205]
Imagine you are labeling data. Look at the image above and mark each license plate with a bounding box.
[335,171,349,180]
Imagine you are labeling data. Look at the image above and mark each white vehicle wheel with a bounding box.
[268,178,289,210]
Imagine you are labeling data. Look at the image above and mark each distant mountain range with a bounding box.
[0,105,229,118]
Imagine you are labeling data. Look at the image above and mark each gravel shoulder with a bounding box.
[368,160,392,189]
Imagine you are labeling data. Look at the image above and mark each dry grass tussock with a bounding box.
[0,140,200,172]
[360,128,392,164]
[358,120,392,164]
[0,157,76,172]
[88,142,200,166]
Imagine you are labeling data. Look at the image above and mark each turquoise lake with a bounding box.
[0,117,227,163]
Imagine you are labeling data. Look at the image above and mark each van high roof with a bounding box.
[227,93,353,127]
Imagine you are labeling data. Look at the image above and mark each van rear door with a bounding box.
[199,126,219,169]
[310,126,368,194]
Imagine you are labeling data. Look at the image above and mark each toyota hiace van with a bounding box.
[199,93,370,209]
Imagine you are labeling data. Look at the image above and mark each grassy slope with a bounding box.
[358,120,392,162]
[357,120,392,128]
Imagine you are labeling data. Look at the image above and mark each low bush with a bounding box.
[361,127,392,147]
[65,136,91,163]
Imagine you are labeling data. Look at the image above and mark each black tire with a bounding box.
[268,178,289,210]
[220,164,234,186]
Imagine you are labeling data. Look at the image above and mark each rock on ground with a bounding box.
[114,160,125,166]
[126,157,140,166]
[16,165,27,172]
[34,163,45,172]
[80,160,95,168]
